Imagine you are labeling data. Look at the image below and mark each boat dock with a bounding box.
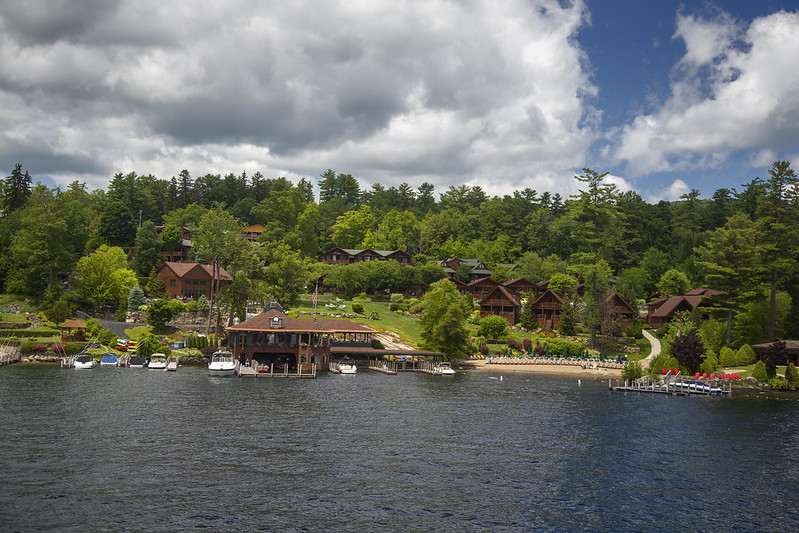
[1,348,20,365]
[238,362,317,379]
[610,377,732,396]
[368,360,398,374]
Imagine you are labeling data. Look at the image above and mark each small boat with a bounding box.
[147,353,167,370]
[99,353,119,367]
[434,361,456,375]
[128,356,146,368]
[208,351,237,376]
[166,356,179,372]
[330,358,357,374]
[74,355,96,370]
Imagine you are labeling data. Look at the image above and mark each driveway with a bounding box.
[640,329,661,367]
[95,318,148,339]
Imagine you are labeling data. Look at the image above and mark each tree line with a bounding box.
[1,162,796,348]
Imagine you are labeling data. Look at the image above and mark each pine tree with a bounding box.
[3,163,32,212]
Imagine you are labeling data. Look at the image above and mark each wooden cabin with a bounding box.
[155,262,231,300]
[479,286,522,324]
[603,292,637,334]
[532,289,564,331]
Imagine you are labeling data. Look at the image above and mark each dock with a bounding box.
[166,356,179,371]
[238,362,317,379]
[368,360,398,375]
[610,377,732,396]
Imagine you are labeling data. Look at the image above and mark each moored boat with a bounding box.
[434,361,456,375]
[330,358,357,374]
[670,380,723,395]
[208,350,237,376]
[99,353,119,367]
[74,355,96,370]
[147,353,167,370]
[127,356,146,368]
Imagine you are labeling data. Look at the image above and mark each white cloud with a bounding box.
[615,9,799,176]
[645,179,690,203]
[0,0,600,196]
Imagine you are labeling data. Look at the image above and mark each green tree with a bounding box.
[698,212,766,343]
[735,344,757,366]
[566,168,623,265]
[128,285,145,311]
[72,245,139,309]
[548,273,578,294]
[160,224,182,262]
[146,298,184,329]
[760,161,798,341]
[3,163,32,212]
[193,208,245,334]
[657,269,690,298]
[418,279,472,361]
[331,205,376,248]
[132,220,162,276]
[751,360,768,382]
[615,267,648,304]
[259,242,311,308]
[477,315,509,342]
[97,198,137,246]
[559,295,577,335]
[760,340,788,378]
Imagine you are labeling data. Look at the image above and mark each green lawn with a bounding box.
[626,337,652,362]
[0,312,30,323]
[293,298,422,346]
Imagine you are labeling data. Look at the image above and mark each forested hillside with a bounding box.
[1,162,796,346]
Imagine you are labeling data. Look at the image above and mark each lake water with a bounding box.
[1,364,798,532]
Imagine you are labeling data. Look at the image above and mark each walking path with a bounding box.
[640,329,661,368]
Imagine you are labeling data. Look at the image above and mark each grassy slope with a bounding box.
[293,298,422,346]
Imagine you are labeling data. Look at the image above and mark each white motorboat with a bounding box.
[73,355,96,369]
[208,351,237,376]
[147,353,167,370]
[330,359,357,374]
[434,361,456,375]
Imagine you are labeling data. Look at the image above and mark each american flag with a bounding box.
[312,284,317,308]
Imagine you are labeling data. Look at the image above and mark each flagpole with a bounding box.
[313,282,318,324]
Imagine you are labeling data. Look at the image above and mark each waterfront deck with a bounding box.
[610,377,732,396]
[238,362,317,379]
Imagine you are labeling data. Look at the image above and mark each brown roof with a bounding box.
[649,295,701,318]
[60,319,87,329]
[158,262,232,281]
[751,340,799,353]
[329,346,443,357]
[245,224,266,232]
[480,285,522,307]
[686,287,724,297]
[533,288,564,306]
[468,277,498,287]
[605,292,635,313]
[227,309,375,334]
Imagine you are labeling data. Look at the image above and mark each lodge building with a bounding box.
[226,301,440,372]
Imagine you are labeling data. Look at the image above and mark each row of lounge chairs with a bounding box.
[485,355,625,369]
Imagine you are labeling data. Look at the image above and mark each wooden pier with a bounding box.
[368,360,397,375]
[238,362,317,379]
[610,377,732,396]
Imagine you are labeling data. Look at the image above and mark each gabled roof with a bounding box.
[325,247,408,258]
[60,319,87,329]
[468,276,498,287]
[157,262,232,281]
[503,277,534,287]
[605,292,636,313]
[649,295,701,318]
[533,288,564,306]
[244,224,266,233]
[686,287,723,297]
[227,309,375,334]
[479,285,521,307]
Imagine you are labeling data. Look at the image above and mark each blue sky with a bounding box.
[0,0,797,203]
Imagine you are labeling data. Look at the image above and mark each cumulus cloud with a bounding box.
[645,179,690,203]
[0,0,599,195]
[614,9,799,176]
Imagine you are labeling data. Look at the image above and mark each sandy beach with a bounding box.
[460,358,622,379]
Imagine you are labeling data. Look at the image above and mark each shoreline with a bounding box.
[459,359,622,379]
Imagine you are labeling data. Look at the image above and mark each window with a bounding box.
[200,280,206,286]
[300,354,307,363]
[169,279,176,287]
[311,354,319,364]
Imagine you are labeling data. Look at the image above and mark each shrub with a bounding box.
[543,337,586,357]
[85,318,102,336]
[622,361,643,382]
[769,377,791,391]
[699,350,718,375]
[61,342,83,354]
[522,338,533,353]
[32,343,49,352]
[19,341,35,354]
[353,292,371,302]
[477,315,509,341]
[389,302,401,312]
[371,338,385,349]
[351,303,364,314]
[719,347,736,367]
[390,293,404,304]
[785,362,799,386]
[751,360,768,383]
[200,346,217,357]
[184,300,198,313]
[479,344,489,356]
[534,344,545,355]
[98,329,116,346]
[647,352,669,376]
[633,320,644,339]
[624,326,635,338]
[735,344,757,366]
